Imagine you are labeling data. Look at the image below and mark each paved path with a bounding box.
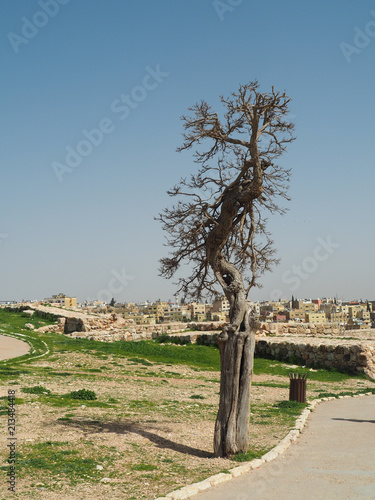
[0,334,30,360]
[196,396,375,500]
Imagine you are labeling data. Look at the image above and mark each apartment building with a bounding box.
[212,297,230,313]
[288,309,306,321]
[305,312,326,324]
[189,302,207,319]
[44,294,77,308]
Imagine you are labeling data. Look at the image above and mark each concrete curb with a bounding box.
[156,392,375,500]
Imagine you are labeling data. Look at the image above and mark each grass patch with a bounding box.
[253,357,367,382]
[233,447,268,462]
[17,440,116,485]
[252,381,289,388]
[273,400,308,413]
[131,463,157,471]
[21,386,51,395]
[128,357,153,366]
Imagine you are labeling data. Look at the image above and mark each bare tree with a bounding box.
[157,81,295,457]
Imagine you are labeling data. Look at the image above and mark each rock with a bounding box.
[23,310,35,316]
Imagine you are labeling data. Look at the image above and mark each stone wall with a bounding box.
[255,337,375,379]
[260,322,375,338]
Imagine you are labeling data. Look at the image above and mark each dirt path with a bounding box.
[195,395,375,500]
[0,334,30,360]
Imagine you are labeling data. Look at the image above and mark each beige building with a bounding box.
[212,297,230,313]
[288,309,305,321]
[169,309,184,322]
[44,294,77,308]
[328,311,347,323]
[300,302,319,313]
[305,312,326,324]
[133,314,157,325]
[146,302,170,321]
[190,302,207,319]
[270,301,286,313]
[195,312,207,322]
[208,311,228,322]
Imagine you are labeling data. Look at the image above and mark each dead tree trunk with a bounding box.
[206,160,263,457]
[214,306,256,457]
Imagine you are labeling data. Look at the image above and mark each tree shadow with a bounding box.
[332,418,375,424]
[57,418,214,458]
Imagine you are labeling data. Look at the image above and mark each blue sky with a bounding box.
[1,0,374,303]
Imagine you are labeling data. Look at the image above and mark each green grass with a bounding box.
[273,400,308,413]
[253,357,368,382]
[21,386,51,395]
[317,387,375,399]
[0,309,56,367]
[252,381,289,388]
[154,334,191,345]
[233,447,268,462]
[128,357,154,366]
[131,463,157,471]
[249,400,308,428]
[15,440,118,486]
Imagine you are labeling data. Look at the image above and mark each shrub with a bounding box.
[68,389,97,400]
[154,334,188,345]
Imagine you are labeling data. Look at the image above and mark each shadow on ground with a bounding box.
[57,418,214,458]
[332,418,375,424]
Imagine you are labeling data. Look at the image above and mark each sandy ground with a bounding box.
[0,334,30,360]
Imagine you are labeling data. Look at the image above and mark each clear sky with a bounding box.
[1,0,374,304]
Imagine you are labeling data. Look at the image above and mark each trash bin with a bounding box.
[289,373,308,403]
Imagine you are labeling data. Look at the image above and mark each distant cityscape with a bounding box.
[1,293,374,330]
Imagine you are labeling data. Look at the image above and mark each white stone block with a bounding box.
[262,450,279,462]
[229,464,253,477]
[249,458,264,468]
[194,480,211,491]
[209,473,233,486]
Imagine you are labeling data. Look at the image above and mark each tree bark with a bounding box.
[213,304,256,457]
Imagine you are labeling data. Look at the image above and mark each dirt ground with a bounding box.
[0,334,30,360]
[1,348,374,499]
